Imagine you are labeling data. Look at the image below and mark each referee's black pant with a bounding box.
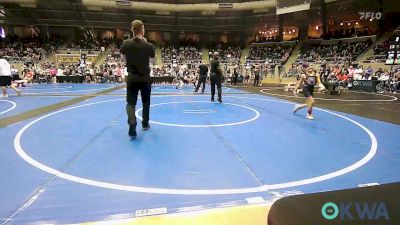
[126,76,151,128]
[210,75,222,101]
[195,77,206,93]
[254,75,260,86]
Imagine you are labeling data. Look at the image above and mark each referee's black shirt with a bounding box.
[198,64,208,78]
[120,38,155,82]
[210,60,222,77]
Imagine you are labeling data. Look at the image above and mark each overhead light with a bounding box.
[289,31,292,34]
[283,31,286,34]
[340,22,343,25]
[0,27,5,38]
[369,19,373,21]
[292,29,295,32]
[348,22,351,25]
[315,26,319,30]
[355,22,359,25]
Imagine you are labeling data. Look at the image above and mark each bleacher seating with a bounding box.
[296,40,371,65]
[161,44,202,66]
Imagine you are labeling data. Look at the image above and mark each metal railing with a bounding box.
[246,59,284,64]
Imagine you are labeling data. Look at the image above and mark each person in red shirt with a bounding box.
[337,72,348,82]
[24,70,34,82]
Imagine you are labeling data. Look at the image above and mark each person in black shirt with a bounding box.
[120,20,155,139]
[194,63,208,93]
[253,64,260,86]
[210,52,223,103]
[233,66,239,86]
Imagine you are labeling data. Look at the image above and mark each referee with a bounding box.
[253,64,260,86]
[120,20,155,139]
[210,52,223,103]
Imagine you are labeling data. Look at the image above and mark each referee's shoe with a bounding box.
[129,124,137,139]
[142,122,150,130]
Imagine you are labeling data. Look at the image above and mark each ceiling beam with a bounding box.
[34,18,242,27]
[2,21,248,32]
[3,16,267,31]
[69,0,86,26]
[3,7,272,19]
[24,7,38,25]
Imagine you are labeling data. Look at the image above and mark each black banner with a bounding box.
[351,80,382,92]
[268,182,400,225]
[56,76,85,83]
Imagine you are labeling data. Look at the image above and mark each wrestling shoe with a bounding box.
[306,114,314,120]
[16,90,21,96]
[218,98,222,103]
[1,95,8,98]
[211,98,215,102]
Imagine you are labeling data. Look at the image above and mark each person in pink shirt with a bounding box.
[116,66,123,83]
[50,67,57,77]
[347,66,354,78]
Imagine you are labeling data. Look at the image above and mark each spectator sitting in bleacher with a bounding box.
[297,40,371,65]
[208,43,241,63]
[161,42,202,66]
[248,45,293,65]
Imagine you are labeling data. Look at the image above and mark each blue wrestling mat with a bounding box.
[0,84,399,224]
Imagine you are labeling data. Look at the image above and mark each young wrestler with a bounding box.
[292,66,324,120]
[0,54,21,97]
